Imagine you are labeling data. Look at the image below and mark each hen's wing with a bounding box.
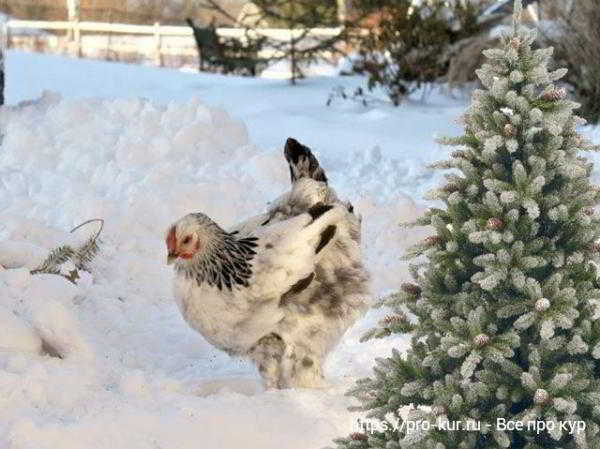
[244,203,349,301]
[229,137,363,305]
[228,210,271,238]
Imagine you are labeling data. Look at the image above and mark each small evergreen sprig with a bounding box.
[30,219,104,284]
[69,219,103,272]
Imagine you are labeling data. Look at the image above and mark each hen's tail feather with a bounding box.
[284,138,328,185]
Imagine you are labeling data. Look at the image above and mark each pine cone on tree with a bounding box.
[533,388,550,405]
[535,298,550,312]
[452,150,469,159]
[473,334,490,347]
[401,283,422,297]
[350,433,368,441]
[503,123,517,137]
[382,314,407,325]
[424,236,442,247]
[542,87,567,102]
[486,218,504,231]
[442,183,460,193]
[431,405,447,416]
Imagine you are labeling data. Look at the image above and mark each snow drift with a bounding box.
[0,93,425,449]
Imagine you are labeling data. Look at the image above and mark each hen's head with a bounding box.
[165,213,222,265]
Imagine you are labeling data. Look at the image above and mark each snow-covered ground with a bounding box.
[2,50,599,449]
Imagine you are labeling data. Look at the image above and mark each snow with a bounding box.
[5,50,466,200]
[1,49,599,449]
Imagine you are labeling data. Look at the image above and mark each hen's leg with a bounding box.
[249,333,285,389]
[280,346,327,389]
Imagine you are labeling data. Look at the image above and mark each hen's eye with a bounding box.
[182,236,191,245]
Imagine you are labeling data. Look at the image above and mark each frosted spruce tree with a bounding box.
[330,2,600,448]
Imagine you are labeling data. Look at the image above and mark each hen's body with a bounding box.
[170,138,370,388]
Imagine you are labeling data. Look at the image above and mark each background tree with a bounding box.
[199,0,357,83]
[186,16,266,75]
[330,1,600,448]
[335,0,490,105]
[538,0,600,125]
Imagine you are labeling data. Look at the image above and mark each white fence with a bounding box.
[3,19,344,68]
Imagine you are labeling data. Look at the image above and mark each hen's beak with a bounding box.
[167,252,177,265]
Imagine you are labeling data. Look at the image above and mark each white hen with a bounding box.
[166,138,370,388]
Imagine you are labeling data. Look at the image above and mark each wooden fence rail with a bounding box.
[3,19,345,68]
[6,19,344,39]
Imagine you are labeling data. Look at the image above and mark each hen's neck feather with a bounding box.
[175,231,258,291]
